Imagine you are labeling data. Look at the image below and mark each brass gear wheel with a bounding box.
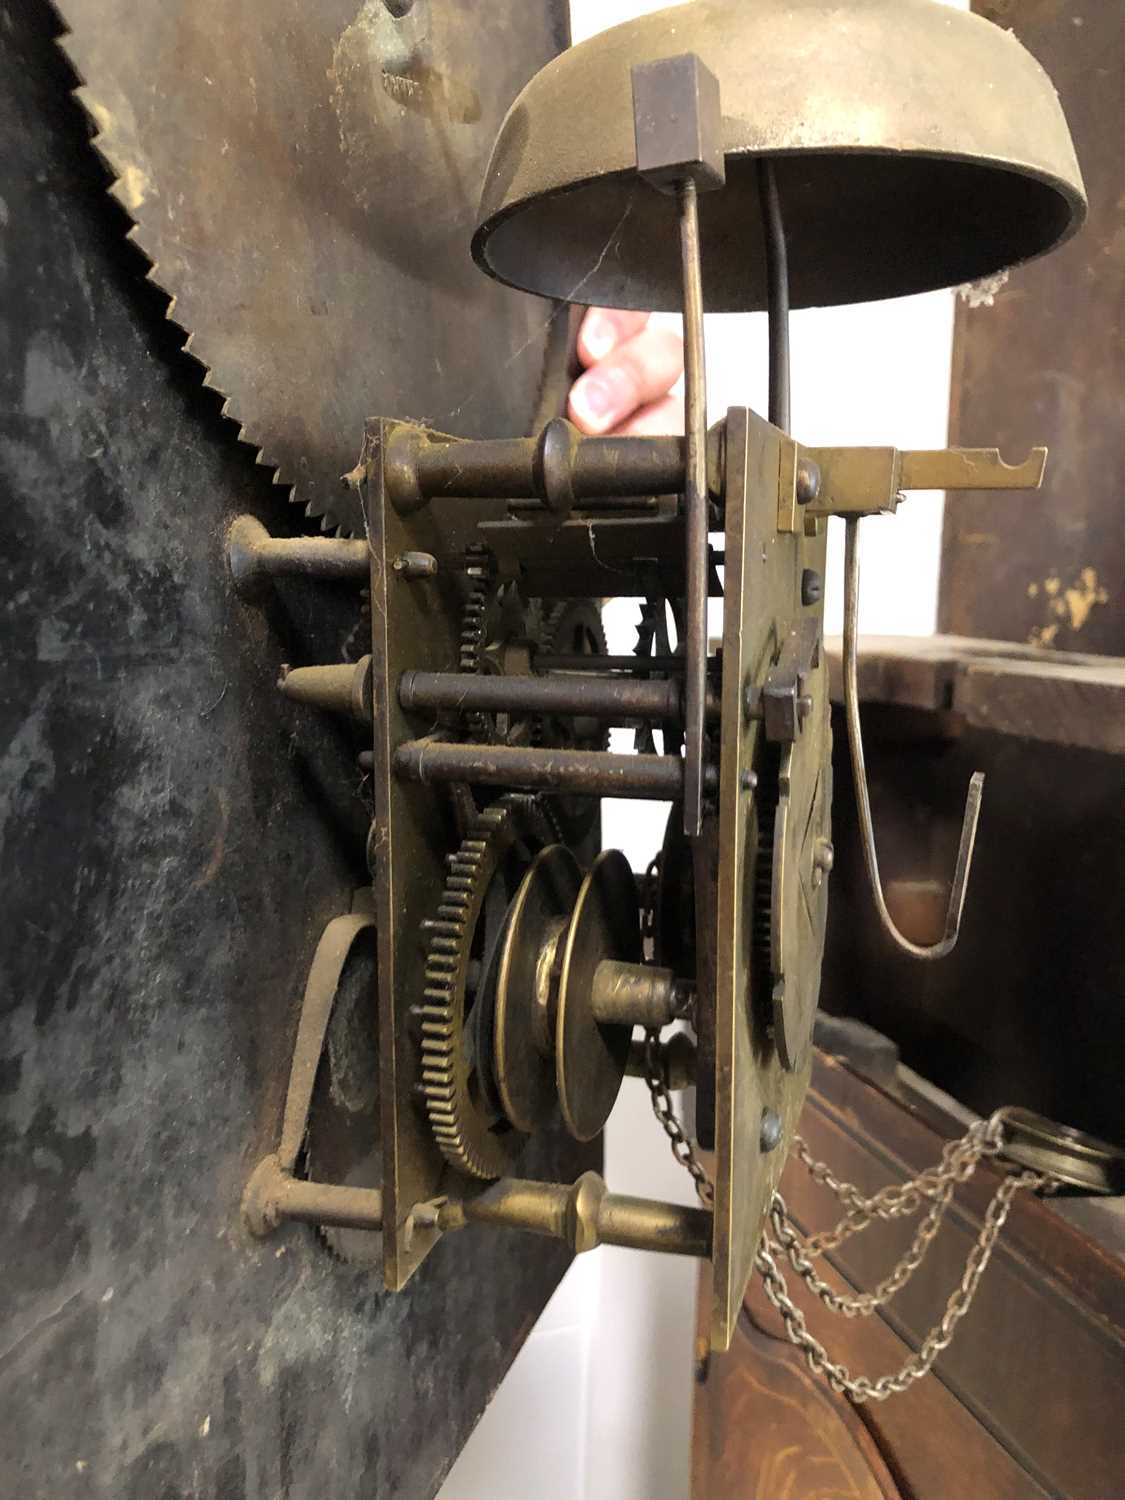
[751,744,781,1001]
[420,795,555,1179]
[459,571,543,745]
[749,728,833,1072]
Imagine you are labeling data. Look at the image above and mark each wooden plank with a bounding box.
[940,0,1125,655]
[693,1296,906,1500]
[784,1064,1125,1500]
[824,634,1125,754]
[694,1057,1125,1499]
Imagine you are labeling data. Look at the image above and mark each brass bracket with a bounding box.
[778,440,1048,529]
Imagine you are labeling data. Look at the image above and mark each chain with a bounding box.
[642,1028,714,1209]
[639,1048,1055,1400]
[756,1164,1047,1401]
[769,1177,957,1318]
[791,1115,1005,1258]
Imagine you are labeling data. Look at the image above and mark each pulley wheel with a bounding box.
[556,849,640,1141]
[494,844,582,1133]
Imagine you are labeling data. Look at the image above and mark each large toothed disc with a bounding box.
[54,0,571,534]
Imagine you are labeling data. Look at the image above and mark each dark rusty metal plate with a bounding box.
[57,0,573,533]
[2,7,595,1496]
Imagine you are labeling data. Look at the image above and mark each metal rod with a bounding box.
[399,670,682,724]
[439,1172,711,1259]
[625,1032,697,1091]
[678,175,709,839]
[589,961,678,1027]
[272,1178,384,1231]
[393,739,717,801]
[247,1161,710,1260]
[243,1155,384,1236]
[281,659,372,724]
[758,159,791,434]
[534,654,687,675]
[843,518,984,960]
[384,419,686,512]
[226,514,369,599]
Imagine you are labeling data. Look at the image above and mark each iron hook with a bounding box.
[842,517,984,961]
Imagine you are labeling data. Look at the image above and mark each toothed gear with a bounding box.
[458,550,495,678]
[751,745,782,1004]
[544,599,609,672]
[458,571,544,745]
[420,796,555,1180]
[57,2,570,534]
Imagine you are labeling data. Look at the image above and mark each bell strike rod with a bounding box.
[631,53,726,839]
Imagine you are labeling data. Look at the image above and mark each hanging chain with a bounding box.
[643,1028,714,1209]
[756,1161,1047,1402]
[638,1026,1055,1400]
[788,1115,1006,1261]
[769,1174,957,1318]
[639,855,719,1203]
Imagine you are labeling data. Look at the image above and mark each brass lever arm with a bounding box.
[801,445,1048,519]
[842,519,983,960]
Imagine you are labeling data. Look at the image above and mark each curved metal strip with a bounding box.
[278,910,377,1175]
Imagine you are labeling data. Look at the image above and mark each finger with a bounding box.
[569,325,685,436]
[611,394,685,438]
[577,308,651,368]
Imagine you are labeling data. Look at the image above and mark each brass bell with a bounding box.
[473,0,1086,312]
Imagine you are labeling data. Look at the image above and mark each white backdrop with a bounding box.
[441,3,965,1496]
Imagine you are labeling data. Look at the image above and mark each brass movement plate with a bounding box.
[364,423,516,1289]
[710,407,830,1352]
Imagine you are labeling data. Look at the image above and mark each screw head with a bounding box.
[740,769,758,792]
[760,1109,783,1154]
[801,568,823,607]
[393,550,438,581]
[795,458,821,506]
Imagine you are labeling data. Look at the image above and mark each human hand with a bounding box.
[568,308,685,437]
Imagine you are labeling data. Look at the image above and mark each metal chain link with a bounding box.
[639,1041,1054,1401]
[756,1164,1047,1401]
[642,1028,714,1209]
[769,1177,957,1318]
[790,1116,1005,1258]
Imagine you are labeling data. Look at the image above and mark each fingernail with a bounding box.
[583,314,617,363]
[571,374,616,430]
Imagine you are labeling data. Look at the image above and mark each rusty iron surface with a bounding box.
[1,6,597,1496]
[55,0,573,534]
[942,0,1124,654]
